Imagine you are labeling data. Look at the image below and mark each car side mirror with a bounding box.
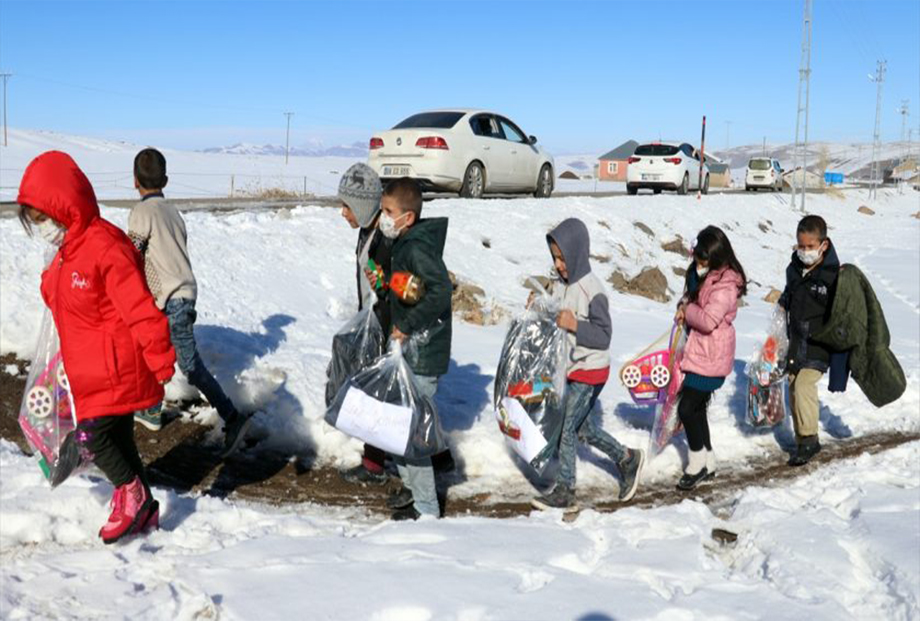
[529,135,538,145]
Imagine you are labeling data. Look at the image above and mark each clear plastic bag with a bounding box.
[648,323,687,458]
[325,338,447,459]
[493,291,568,473]
[324,303,385,407]
[745,307,790,427]
[18,308,89,487]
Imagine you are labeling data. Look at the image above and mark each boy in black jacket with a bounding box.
[336,163,392,484]
[381,178,452,520]
[778,215,840,466]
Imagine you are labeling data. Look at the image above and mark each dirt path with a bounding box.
[2,354,917,519]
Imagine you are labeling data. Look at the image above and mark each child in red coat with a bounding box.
[17,151,175,544]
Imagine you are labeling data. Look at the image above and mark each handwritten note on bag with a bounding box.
[496,397,548,464]
[336,387,413,456]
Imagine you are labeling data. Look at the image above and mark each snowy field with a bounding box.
[1,135,919,619]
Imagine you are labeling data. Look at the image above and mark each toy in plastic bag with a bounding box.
[493,290,568,473]
[325,337,447,459]
[18,309,89,486]
[324,303,386,407]
[746,307,790,427]
[620,323,686,457]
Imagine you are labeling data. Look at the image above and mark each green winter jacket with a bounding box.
[811,264,906,408]
[389,218,453,377]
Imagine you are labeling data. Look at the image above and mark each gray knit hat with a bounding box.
[338,163,383,228]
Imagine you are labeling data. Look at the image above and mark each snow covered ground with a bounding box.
[1,133,918,619]
[1,438,917,619]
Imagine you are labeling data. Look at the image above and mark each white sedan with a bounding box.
[367,110,555,198]
[626,142,710,195]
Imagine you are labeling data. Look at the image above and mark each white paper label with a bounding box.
[495,397,548,464]
[336,387,413,456]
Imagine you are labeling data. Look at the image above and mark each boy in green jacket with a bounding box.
[379,178,452,520]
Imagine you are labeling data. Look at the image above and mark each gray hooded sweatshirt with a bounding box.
[547,218,612,382]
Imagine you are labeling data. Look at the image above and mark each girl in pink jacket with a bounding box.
[675,226,747,490]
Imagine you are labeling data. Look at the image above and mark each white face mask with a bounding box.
[379,212,407,239]
[37,219,65,246]
[696,265,709,278]
[797,247,823,266]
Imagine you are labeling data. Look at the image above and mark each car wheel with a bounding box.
[653,188,662,195]
[460,162,485,199]
[533,164,553,198]
[677,173,689,195]
[745,185,750,192]
[702,175,710,195]
[627,184,638,196]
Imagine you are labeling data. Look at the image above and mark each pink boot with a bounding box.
[100,477,153,544]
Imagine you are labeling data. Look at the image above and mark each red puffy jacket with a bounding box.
[18,151,175,421]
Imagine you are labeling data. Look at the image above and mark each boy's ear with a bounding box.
[134,175,140,190]
[406,211,417,227]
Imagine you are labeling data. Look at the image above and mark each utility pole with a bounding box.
[763,136,767,156]
[0,73,11,147]
[898,100,910,162]
[284,111,294,165]
[792,0,812,212]
[868,60,886,200]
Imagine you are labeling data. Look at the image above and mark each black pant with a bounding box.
[678,386,713,452]
[78,415,147,489]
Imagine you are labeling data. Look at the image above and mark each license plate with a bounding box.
[754,176,764,181]
[641,174,661,181]
[383,166,411,176]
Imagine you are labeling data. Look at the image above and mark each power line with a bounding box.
[792,0,812,213]
[868,60,887,200]
[0,73,11,147]
[284,112,294,165]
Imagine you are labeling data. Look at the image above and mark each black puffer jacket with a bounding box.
[389,218,453,377]
[778,240,840,373]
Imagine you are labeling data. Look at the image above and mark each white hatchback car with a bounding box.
[745,158,783,191]
[367,110,555,198]
[626,142,710,195]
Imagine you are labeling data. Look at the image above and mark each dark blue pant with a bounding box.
[556,382,627,490]
[166,298,238,422]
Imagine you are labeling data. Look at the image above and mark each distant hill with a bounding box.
[201,141,368,158]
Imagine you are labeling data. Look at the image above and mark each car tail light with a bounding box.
[369,137,384,150]
[627,156,641,164]
[664,157,682,165]
[415,136,449,150]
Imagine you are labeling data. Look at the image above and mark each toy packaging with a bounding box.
[620,323,687,457]
[18,309,89,487]
[493,291,568,473]
[746,307,790,427]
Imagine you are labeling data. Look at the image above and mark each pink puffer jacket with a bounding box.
[681,267,743,377]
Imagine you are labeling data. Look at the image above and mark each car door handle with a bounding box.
[483,145,490,151]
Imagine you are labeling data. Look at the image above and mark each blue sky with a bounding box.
[1,0,917,154]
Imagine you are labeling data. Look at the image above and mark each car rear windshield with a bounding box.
[749,159,771,170]
[635,144,680,156]
[393,112,464,129]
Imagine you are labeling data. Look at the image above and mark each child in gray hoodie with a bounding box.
[531,218,644,512]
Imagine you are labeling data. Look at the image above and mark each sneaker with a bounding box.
[340,464,388,486]
[135,500,160,534]
[531,486,577,512]
[386,486,414,510]
[100,477,153,544]
[789,438,821,467]
[617,448,645,502]
[134,404,163,432]
[677,467,710,491]
[221,412,253,458]
[391,505,421,521]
